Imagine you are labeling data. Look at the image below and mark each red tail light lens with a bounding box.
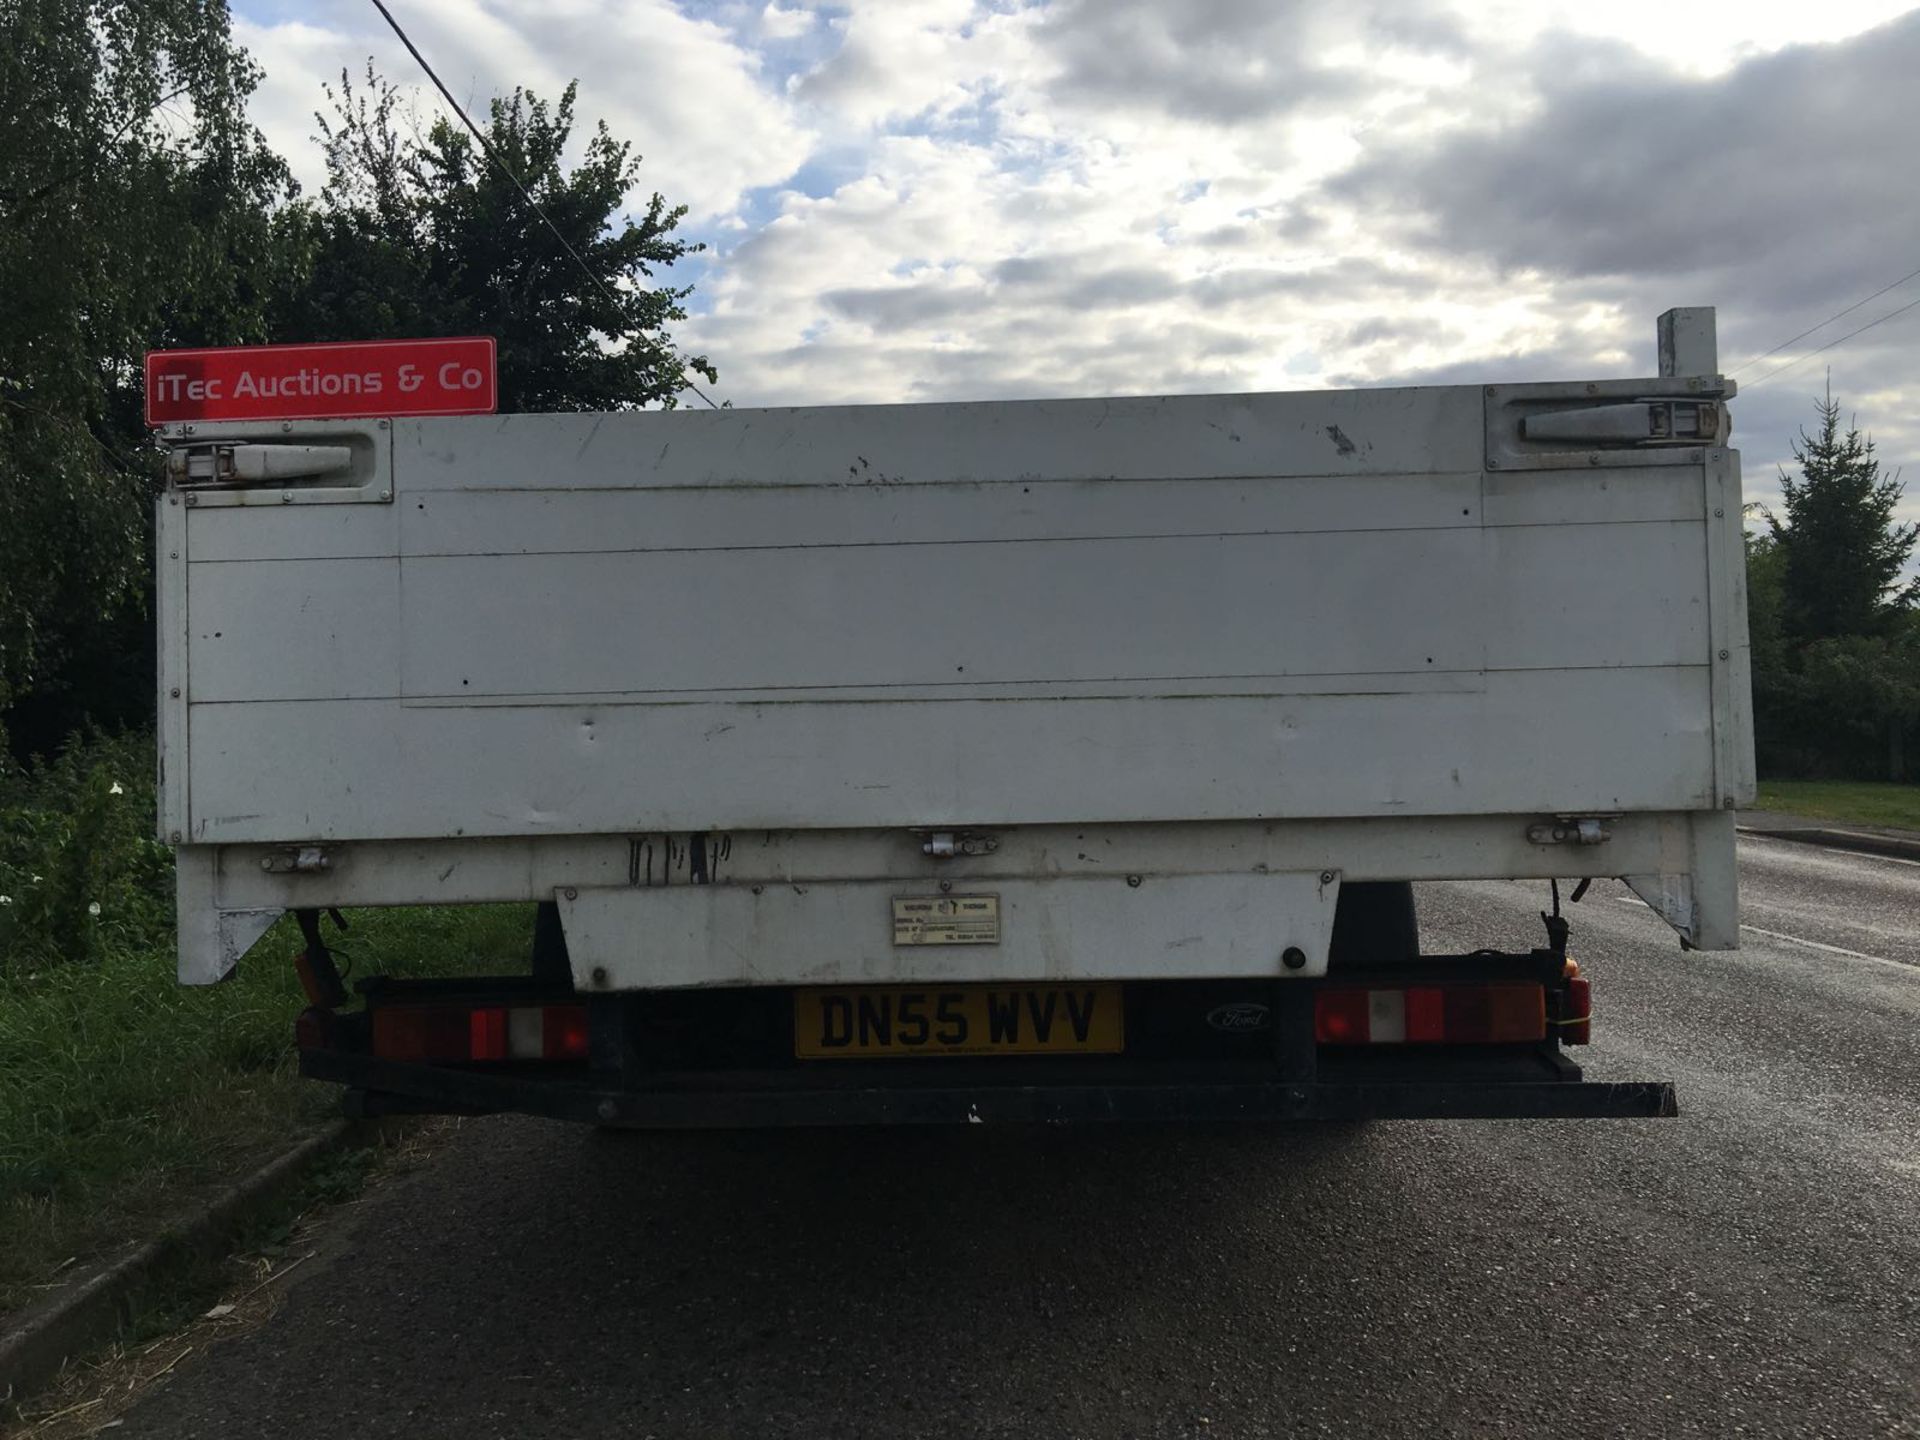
[544,1005,591,1060]
[369,1003,590,1063]
[1559,976,1592,1045]
[1314,988,1370,1044]
[1314,984,1548,1045]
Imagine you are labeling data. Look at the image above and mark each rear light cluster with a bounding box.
[1315,983,1550,1045]
[368,1004,591,1063]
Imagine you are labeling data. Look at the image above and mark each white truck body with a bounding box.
[160,310,1751,995]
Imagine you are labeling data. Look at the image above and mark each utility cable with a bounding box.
[1740,292,1920,392]
[1728,262,1920,378]
[365,0,721,410]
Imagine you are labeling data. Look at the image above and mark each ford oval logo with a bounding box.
[1207,1001,1270,1033]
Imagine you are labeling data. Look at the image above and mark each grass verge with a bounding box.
[1751,779,1920,832]
[3,1121,454,1437]
[0,905,530,1317]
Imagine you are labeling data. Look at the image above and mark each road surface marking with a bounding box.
[1738,924,1912,971]
[1616,897,1912,971]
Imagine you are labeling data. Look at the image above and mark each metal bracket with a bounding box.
[168,443,354,486]
[261,845,334,874]
[920,830,1000,858]
[1526,817,1614,846]
[1521,398,1727,448]
[1484,376,1734,472]
[156,419,392,507]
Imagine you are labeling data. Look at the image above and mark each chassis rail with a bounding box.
[303,1049,1678,1127]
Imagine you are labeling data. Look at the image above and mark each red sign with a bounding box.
[144,337,497,426]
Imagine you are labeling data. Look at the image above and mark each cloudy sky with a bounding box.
[234,0,1920,515]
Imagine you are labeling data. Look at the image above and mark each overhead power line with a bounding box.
[365,0,721,411]
[1741,292,1920,393]
[1728,261,1920,379]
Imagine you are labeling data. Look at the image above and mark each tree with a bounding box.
[1768,383,1919,642]
[274,66,715,412]
[0,0,299,749]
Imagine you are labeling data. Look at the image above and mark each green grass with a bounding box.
[1753,779,1920,831]
[0,904,531,1314]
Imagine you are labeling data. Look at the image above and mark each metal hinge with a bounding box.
[1484,376,1734,471]
[919,830,1000,858]
[168,443,353,487]
[260,845,334,874]
[1526,817,1614,846]
[1521,399,1727,448]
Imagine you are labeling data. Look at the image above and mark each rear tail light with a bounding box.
[370,1003,591,1063]
[1558,975,1592,1045]
[1315,984,1547,1045]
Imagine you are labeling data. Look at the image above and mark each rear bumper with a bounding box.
[302,1048,1678,1126]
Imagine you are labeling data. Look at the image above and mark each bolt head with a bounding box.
[169,687,181,698]
[591,965,609,986]
[563,886,578,901]
[184,494,198,506]
[1126,874,1142,888]
[1319,870,1335,885]
[1281,946,1308,971]
[169,830,182,844]
[1718,648,1730,660]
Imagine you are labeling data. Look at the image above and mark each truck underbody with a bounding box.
[290,885,1676,1125]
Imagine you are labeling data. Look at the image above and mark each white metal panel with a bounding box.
[399,387,1485,491]
[198,813,1717,913]
[183,666,1715,842]
[556,871,1341,989]
[398,529,1489,700]
[156,497,190,842]
[187,558,400,703]
[1479,466,1705,529]
[1479,521,1709,670]
[189,501,399,563]
[402,473,1485,557]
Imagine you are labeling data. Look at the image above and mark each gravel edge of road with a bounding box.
[0,1120,370,1409]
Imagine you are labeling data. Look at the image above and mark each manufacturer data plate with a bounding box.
[892,894,1000,946]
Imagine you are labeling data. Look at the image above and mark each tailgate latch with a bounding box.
[1521,399,1727,448]
[1527,817,1614,846]
[167,443,354,487]
[919,830,1000,858]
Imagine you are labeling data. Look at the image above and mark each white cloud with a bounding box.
[230,0,1920,523]
[237,0,810,221]
[760,3,816,40]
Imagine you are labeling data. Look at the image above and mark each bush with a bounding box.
[0,730,173,971]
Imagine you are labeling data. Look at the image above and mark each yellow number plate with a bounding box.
[794,984,1124,1059]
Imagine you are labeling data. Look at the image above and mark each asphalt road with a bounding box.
[118,835,1920,1440]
